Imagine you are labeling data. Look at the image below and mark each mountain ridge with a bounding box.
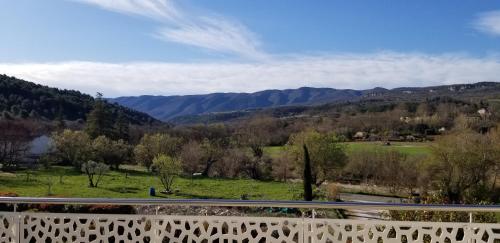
[110,87,365,121]
[110,82,500,122]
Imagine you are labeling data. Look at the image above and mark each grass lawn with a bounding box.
[345,141,432,156]
[265,141,432,158]
[0,166,301,200]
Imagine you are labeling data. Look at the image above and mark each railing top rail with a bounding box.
[0,197,499,212]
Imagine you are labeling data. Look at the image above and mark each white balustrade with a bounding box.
[2,198,500,243]
[2,212,500,242]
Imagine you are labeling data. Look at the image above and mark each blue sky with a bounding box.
[1,0,500,96]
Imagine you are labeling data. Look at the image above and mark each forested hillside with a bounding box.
[110,87,364,120]
[112,82,500,122]
[0,75,159,125]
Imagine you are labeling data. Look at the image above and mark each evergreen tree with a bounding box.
[114,111,130,141]
[303,144,313,201]
[85,93,114,139]
[55,103,65,130]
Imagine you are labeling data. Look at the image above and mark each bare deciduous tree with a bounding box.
[81,160,109,188]
[0,120,35,170]
[153,154,182,193]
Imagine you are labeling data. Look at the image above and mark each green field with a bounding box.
[265,141,432,158]
[345,142,432,156]
[0,166,301,199]
[0,142,431,199]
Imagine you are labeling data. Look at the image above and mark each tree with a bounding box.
[114,111,130,141]
[81,160,109,187]
[133,133,182,170]
[179,141,204,176]
[344,148,423,195]
[428,130,500,203]
[55,103,65,130]
[213,148,248,178]
[92,136,131,170]
[85,93,114,139]
[271,154,294,182]
[199,139,224,176]
[235,116,289,157]
[52,129,92,169]
[287,130,347,186]
[303,145,313,201]
[153,154,182,193]
[0,120,34,169]
[241,155,272,180]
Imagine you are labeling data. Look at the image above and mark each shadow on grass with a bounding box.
[39,166,82,176]
[105,186,141,194]
[116,168,152,177]
[174,192,227,200]
[0,177,45,189]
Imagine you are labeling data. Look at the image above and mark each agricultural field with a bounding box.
[0,166,301,200]
[264,141,433,158]
[345,142,432,156]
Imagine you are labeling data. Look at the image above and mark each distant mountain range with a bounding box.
[110,82,500,122]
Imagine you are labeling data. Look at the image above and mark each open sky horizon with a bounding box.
[1,0,500,97]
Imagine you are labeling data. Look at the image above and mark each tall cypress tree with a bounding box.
[114,111,130,141]
[85,93,113,139]
[303,144,313,201]
[55,103,65,130]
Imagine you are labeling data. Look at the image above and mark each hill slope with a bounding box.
[110,87,364,121]
[111,82,500,122]
[0,75,159,125]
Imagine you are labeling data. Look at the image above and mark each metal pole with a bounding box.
[2,197,500,212]
[468,212,474,243]
[311,209,316,243]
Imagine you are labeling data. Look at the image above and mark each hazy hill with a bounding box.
[111,82,500,122]
[0,75,159,125]
[110,87,364,121]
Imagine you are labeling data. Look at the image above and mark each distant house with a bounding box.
[22,135,53,167]
[28,135,53,156]
[477,108,490,118]
[353,131,366,140]
[400,116,411,123]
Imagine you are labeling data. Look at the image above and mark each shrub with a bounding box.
[326,183,340,201]
[153,154,182,193]
[81,160,109,188]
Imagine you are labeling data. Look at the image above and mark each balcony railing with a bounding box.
[1,197,500,242]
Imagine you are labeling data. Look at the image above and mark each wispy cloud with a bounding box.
[1,52,499,97]
[157,16,266,60]
[473,10,500,36]
[74,0,182,21]
[74,0,267,59]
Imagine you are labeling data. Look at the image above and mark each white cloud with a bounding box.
[74,0,182,21]
[473,10,500,36]
[1,52,499,97]
[74,0,267,59]
[157,17,267,60]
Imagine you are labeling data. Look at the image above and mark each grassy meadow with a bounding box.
[0,166,301,200]
[0,141,431,199]
[265,141,433,158]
